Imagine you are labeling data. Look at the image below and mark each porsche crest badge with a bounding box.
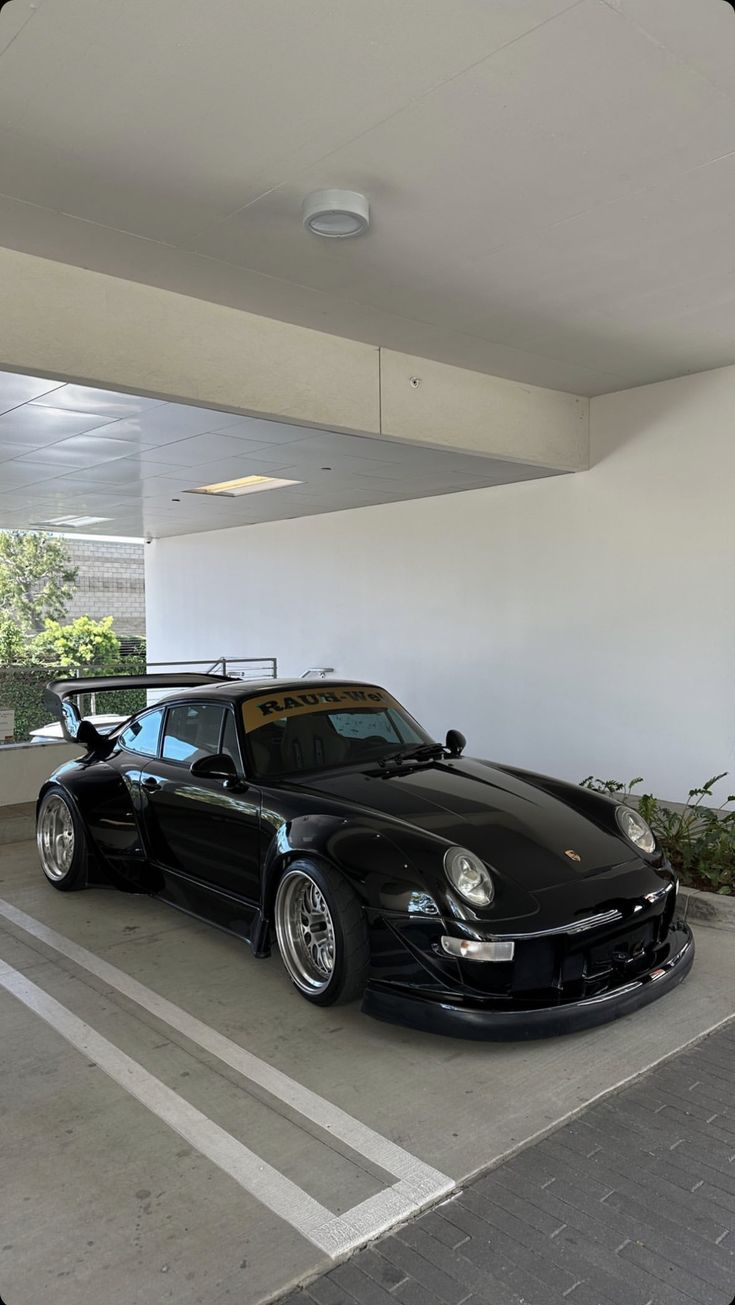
[564,849,582,862]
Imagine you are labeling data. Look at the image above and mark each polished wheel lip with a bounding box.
[37,792,75,882]
[275,869,336,995]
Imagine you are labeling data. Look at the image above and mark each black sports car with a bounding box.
[37,673,694,1039]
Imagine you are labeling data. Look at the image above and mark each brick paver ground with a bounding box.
[281,1019,735,1305]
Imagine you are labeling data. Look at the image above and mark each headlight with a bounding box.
[444,846,495,907]
[616,805,656,855]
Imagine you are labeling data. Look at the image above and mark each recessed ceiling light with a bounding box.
[303,189,370,239]
[185,475,302,498]
[39,515,112,528]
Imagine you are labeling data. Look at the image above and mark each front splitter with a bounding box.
[362,923,695,1041]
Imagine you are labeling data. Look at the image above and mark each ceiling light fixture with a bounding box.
[302,189,370,239]
[186,475,301,498]
[39,514,112,528]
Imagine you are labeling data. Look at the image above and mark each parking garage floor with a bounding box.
[283,1019,735,1305]
[1,837,735,1305]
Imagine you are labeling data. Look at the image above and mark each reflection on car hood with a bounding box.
[304,757,635,890]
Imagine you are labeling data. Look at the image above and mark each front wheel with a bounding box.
[274,860,369,1006]
[36,789,87,891]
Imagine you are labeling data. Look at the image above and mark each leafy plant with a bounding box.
[580,774,735,895]
[0,531,78,633]
[30,615,121,672]
[0,617,26,665]
[0,627,148,742]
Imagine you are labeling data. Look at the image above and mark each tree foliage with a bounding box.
[30,615,121,672]
[0,531,78,633]
[0,617,25,665]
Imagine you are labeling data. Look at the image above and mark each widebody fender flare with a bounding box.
[256,813,442,952]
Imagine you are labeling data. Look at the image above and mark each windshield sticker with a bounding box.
[243,685,396,731]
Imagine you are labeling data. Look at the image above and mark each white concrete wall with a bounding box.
[146,365,735,802]
[0,742,82,808]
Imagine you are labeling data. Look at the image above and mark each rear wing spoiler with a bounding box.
[43,673,234,744]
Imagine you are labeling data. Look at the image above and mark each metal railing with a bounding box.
[0,658,343,745]
[147,657,277,680]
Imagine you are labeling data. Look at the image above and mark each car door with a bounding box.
[139,700,262,902]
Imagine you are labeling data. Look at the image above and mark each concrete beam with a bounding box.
[0,247,588,470]
[381,350,589,470]
[0,248,380,436]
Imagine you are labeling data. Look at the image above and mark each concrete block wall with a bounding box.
[64,538,145,636]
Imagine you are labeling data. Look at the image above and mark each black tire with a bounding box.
[36,788,88,892]
[274,858,369,1007]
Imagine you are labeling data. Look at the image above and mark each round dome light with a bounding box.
[302,189,370,238]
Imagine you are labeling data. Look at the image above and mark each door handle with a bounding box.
[141,777,161,792]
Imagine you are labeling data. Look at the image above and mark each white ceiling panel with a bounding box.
[3,2,735,399]
[32,385,165,418]
[0,441,39,465]
[200,0,734,351]
[0,404,120,446]
[98,406,251,447]
[0,461,70,491]
[0,374,563,538]
[13,435,151,468]
[0,372,64,413]
[2,3,735,393]
[212,418,321,444]
[0,0,577,242]
[53,462,156,490]
[138,432,277,468]
[610,0,735,103]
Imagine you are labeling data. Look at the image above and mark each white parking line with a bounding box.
[0,957,355,1253]
[0,898,453,1252]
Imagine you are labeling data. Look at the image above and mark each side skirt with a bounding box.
[156,865,262,949]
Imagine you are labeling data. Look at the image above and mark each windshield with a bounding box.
[242,684,434,779]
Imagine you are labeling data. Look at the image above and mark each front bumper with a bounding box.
[361,921,694,1040]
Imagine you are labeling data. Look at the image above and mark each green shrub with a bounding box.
[0,651,148,742]
[0,609,149,741]
[0,618,26,666]
[30,615,121,671]
[580,774,735,895]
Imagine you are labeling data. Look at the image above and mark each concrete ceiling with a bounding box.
[1,1,735,397]
[0,371,560,538]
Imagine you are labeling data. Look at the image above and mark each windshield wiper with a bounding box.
[378,742,445,769]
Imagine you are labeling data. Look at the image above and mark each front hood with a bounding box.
[304,757,635,891]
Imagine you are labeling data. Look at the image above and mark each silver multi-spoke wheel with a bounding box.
[37,793,76,882]
[275,870,337,994]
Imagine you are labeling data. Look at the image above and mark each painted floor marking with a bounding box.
[0,957,354,1254]
[0,898,453,1251]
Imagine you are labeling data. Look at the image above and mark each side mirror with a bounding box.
[445,729,466,758]
[190,752,240,785]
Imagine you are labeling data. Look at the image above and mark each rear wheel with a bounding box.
[36,789,87,891]
[274,860,369,1006]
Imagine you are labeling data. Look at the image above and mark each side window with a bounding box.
[221,710,242,769]
[161,703,225,764]
[119,708,164,757]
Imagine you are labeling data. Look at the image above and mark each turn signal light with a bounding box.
[441,936,515,962]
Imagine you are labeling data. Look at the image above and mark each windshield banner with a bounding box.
[243,685,396,731]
